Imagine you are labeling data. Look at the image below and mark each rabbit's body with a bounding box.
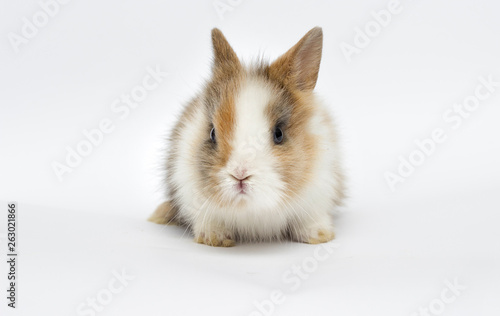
[149,27,344,246]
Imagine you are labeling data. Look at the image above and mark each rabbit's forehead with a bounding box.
[232,78,274,146]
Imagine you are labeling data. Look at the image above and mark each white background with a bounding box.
[1,0,499,315]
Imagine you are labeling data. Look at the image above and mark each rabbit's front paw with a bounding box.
[195,230,235,247]
[305,229,335,244]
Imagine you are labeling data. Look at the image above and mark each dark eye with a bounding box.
[210,127,216,143]
[273,127,284,144]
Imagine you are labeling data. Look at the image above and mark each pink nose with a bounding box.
[231,168,250,181]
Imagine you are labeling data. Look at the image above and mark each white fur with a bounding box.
[169,100,209,222]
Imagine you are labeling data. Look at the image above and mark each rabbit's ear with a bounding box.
[211,28,242,78]
[268,27,323,91]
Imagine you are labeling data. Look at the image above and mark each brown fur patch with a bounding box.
[196,80,240,206]
[212,84,238,167]
[194,30,243,205]
[264,87,320,198]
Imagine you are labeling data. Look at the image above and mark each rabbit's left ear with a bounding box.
[268,27,323,91]
[211,28,241,78]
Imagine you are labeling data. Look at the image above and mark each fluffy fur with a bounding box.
[149,27,345,247]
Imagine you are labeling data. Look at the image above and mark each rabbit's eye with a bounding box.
[210,127,216,143]
[273,127,284,144]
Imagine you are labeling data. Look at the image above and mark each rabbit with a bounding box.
[149,27,345,247]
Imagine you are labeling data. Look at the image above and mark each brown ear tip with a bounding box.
[309,27,323,38]
[211,28,223,39]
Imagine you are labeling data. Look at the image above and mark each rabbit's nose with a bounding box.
[231,173,251,181]
[230,168,251,181]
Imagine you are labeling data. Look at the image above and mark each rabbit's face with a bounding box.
[196,69,322,211]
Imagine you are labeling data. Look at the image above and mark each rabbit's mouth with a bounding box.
[235,180,249,195]
[227,179,253,205]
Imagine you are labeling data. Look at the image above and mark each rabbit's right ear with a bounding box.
[268,27,323,91]
[211,28,242,78]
